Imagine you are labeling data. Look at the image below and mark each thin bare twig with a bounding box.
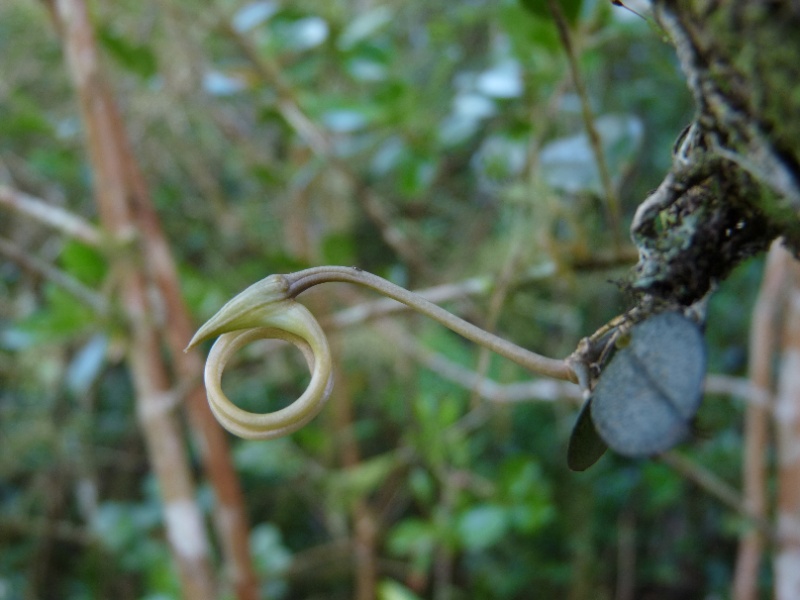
[468,240,524,407]
[772,256,800,595]
[0,235,109,315]
[660,451,776,541]
[0,185,101,246]
[546,0,622,251]
[704,374,754,400]
[44,1,221,597]
[375,320,581,404]
[733,242,788,600]
[324,263,557,329]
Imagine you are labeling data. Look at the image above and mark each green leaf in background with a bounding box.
[96,26,158,79]
[92,500,168,574]
[27,147,80,183]
[387,518,436,574]
[232,1,279,32]
[322,232,357,265]
[0,93,52,138]
[498,456,547,501]
[65,334,108,397]
[60,240,107,286]
[337,6,394,51]
[327,453,400,506]
[9,285,96,347]
[378,579,424,600]
[519,0,584,25]
[397,153,438,197]
[497,457,555,532]
[233,438,305,478]
[499,2,560,55]
[539,114,644,195]
[267,11,329,53]
[321,108,372,133]
[457,505,509,551]
[249,523,292,578]
[567,398,608,471]
[408,467,436,505]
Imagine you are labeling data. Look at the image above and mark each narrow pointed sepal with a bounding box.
[185,274,292,352]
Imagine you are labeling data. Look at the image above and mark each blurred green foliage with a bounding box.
[0,0,764,598]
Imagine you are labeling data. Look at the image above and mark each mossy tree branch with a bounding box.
[628,1,800,310]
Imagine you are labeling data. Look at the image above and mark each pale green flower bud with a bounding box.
[185,274,294,351]
[186,274,333,440]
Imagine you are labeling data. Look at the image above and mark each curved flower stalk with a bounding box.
[186,266,578,440]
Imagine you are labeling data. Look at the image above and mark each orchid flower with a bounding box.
[187,266,578,440]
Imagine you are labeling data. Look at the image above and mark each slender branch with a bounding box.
[45,1,219,596]
[0,185,102,246]
[467,242,522,407]
[0,516,93,545]
[116,53,262,596]
[378,320,581,403]
[772,256,800,591]
[733,242,787,600]
[546,0,622,251]
[660,451,776,541]
[704,374,752,400]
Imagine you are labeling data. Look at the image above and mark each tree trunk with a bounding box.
[44,1,259,597]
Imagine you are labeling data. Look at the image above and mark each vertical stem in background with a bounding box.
[45,1,232,598]
[304,195,378,598]
[566,487,595,600]
[113,89,259,600]
[328,353,378,600]
[773,254,800,600]
[546,0,623,252]
[615,509,636,600]
[433,479,456,600]
[467,246,520,408]
[733,242,789,600]
[116,12,261,593]
[26,466,68,598]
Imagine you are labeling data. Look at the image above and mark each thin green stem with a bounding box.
[547,0,623,252]
[285,266,577,382]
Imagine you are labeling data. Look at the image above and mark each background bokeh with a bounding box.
[0,1,766,598]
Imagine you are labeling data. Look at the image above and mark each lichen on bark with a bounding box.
[627,1,800,308]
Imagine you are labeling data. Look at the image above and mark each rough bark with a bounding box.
[629,1,800,310]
